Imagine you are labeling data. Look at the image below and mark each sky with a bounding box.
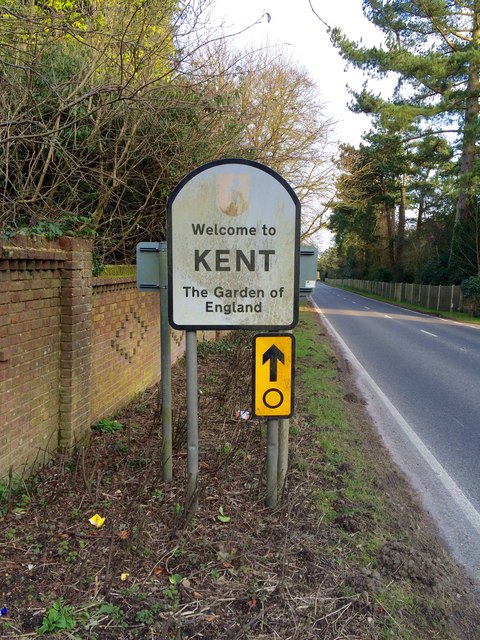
[211,0,388,146]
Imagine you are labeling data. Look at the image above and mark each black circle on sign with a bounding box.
[263,388,284,409]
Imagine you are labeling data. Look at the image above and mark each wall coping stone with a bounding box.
[0,235,78,262]
[92,276,136,288]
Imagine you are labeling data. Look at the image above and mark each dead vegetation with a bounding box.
[1,319,480,639]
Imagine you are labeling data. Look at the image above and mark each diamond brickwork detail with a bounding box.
[110,310,148,363]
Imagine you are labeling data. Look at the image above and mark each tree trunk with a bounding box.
[384,205,396,270]
[416,195,425,231]
[396,172,407,268]
[455,3,480,225]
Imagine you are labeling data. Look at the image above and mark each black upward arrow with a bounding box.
[262,344,285,382]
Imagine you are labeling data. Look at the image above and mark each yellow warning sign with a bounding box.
[253,334,295,417]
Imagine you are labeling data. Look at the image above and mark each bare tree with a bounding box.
[1,1,335,260]
[233,48,336,241]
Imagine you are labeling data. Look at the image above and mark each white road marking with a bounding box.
[421,330,438,338]
[311,298,480,537]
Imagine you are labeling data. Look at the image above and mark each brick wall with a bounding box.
[58,237,93,449]
[0,236,214,480]
[90,277,186,423]
[0,237,68,476]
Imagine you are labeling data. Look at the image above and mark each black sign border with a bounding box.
[251,332,296,419]
[167,158,301,331]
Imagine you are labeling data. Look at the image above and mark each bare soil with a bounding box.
[1,311,480,638]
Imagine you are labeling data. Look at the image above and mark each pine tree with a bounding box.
[331,0,479,273]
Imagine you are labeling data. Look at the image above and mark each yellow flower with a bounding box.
[120,572,129,581]
[89,513,105,528]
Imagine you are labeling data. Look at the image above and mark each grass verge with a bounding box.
[330,284,480,325]
[292,303,480,638]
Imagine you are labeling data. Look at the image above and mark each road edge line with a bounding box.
[310,297,480,537]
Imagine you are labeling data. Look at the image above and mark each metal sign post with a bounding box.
[266,419,279,507]
[159,244,172,482]
[136,242,172,483]
[185,331,199,512]
[277,418,290,499]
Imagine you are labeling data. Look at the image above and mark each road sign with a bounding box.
[253,333,295,418]
[299,245,318,297]
[167,159,300,330]
[136,242,164,291]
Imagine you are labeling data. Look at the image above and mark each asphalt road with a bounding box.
[311,281,480,584]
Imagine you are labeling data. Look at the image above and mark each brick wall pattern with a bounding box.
[1,238,67,476]
[0,236,213,480]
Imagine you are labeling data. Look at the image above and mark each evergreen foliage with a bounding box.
[327,0,479,283]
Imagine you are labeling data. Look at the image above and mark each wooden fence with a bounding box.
[325,279,464,313]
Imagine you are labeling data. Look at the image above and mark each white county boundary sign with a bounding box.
[167,159,300,330]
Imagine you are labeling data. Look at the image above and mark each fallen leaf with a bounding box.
[205,614,218,623]
[89,513,105,528]
[117,529,130,540]
[217,506,231,523]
